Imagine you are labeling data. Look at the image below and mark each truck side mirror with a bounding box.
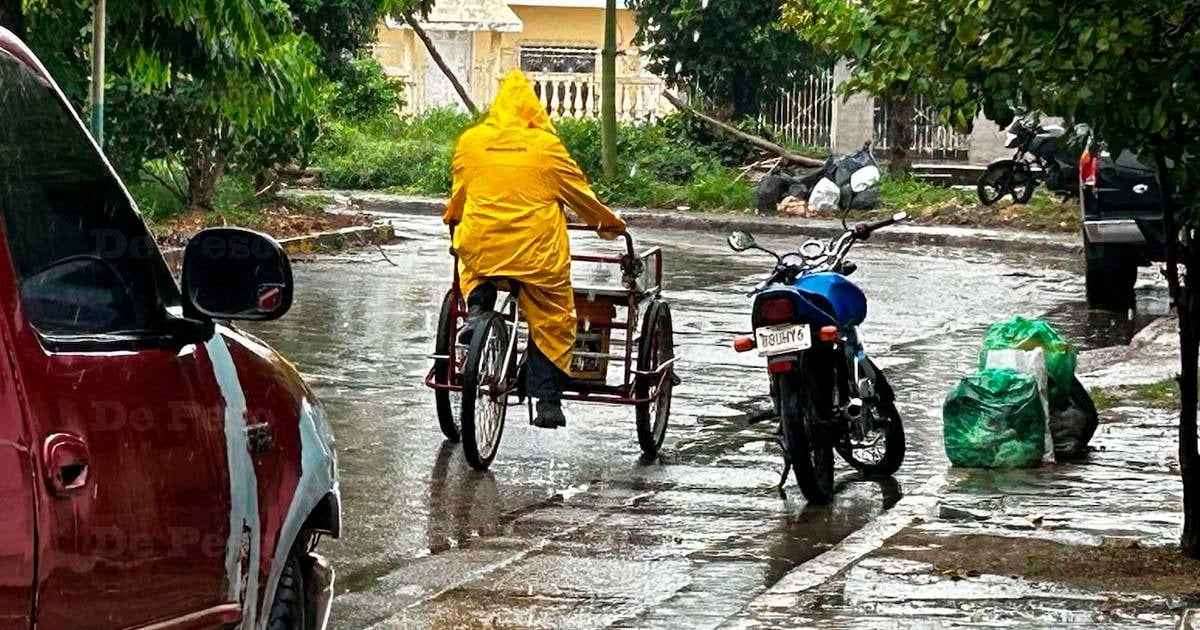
[181,228,294,321]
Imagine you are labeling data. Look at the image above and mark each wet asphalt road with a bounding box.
[245,212,1142,629]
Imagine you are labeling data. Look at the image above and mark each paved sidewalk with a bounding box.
[721,322,1195,629]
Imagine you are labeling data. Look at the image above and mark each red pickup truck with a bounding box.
[0,28,340,629]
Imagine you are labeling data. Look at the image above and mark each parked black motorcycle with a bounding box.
[977,117,1084,206]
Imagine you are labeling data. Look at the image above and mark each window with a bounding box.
[0,50,176,338]
[519,46,598,74]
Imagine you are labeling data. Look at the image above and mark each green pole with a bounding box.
[600,0,617,179]
[90,0,106,146]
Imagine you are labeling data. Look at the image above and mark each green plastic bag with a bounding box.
[979,317,1077,407]
[943,368,1046,468]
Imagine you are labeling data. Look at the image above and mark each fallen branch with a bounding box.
[662,91,825,168]
[734,157,782,183]
[405,13,479,116]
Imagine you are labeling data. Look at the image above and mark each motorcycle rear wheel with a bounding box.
[836,398,905,476]
[777,372,835,504]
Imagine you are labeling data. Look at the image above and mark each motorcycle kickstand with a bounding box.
[776,438,791,500]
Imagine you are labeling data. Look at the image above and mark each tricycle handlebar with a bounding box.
[567,223,635,260]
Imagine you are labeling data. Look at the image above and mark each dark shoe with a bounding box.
[532,399,566,429]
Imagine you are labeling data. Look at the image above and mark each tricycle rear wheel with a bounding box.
[434,290,463,442]
[461,312,510,471]
[636,301,674,458]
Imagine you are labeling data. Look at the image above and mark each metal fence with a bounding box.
[873,95,971,161]
[763,71,835,151]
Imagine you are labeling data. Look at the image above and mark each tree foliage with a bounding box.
[283,0,430,75]
[787,0,1200,168]
[25,0,321,210]
[626,0,828,120]
[791,0,1200,555]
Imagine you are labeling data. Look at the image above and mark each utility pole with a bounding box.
[90,0,106,146]
[600,0,617,178]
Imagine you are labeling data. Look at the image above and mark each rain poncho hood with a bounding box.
[445,71,626,373]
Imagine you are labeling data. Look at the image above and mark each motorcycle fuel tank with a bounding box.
[793,271,868,327]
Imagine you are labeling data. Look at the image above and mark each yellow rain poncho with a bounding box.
[445,71,626,373]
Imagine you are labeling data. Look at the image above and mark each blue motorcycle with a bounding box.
[728,212,909,503]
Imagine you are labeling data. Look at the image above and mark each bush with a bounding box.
[314,109,473,192]
[328,56,406,121]
[129,165,262,223]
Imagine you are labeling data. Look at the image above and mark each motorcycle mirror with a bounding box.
[727,231,757,252]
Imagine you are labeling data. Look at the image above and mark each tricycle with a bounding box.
[426,225,677,471]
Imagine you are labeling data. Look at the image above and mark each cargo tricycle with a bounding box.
[426,225,677,471]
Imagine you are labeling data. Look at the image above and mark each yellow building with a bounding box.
[374,0,667,120]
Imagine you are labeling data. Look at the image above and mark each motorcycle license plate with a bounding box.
[755,324,811,356]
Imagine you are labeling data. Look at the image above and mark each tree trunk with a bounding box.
[0,0,24,38]
[887,95,916,175]
[1155,147,1200,558]
[405,13,478,116]
[661,91,824,167]
[186,151,228,213]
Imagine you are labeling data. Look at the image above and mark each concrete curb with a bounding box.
[320,191,1081,256]
[734,472,946,618]
[161,222,398,271]
[621,210,1081,255]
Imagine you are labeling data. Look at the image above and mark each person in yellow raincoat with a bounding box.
[445,70,626,429]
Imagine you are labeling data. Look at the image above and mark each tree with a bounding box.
[784,2,922,173]
[626,0,827,120]
[26,0,323,211]
[787,0,1200,556]
[284,0,390,77]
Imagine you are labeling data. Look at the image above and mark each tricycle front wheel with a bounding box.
[635,301,675,458]
[461,312,510,471]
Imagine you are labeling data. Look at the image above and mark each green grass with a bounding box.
[879,176,976,208]
[1091,378,1180,411]
[872,176,1081,232]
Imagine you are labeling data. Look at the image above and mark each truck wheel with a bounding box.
[267,548,309,630]
[1084,233,1137,311]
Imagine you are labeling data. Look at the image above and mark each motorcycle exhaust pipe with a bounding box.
[844,397,865,420]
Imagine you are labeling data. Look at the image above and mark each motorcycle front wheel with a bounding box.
[977,160,1036,205]
[777,371,835,504]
